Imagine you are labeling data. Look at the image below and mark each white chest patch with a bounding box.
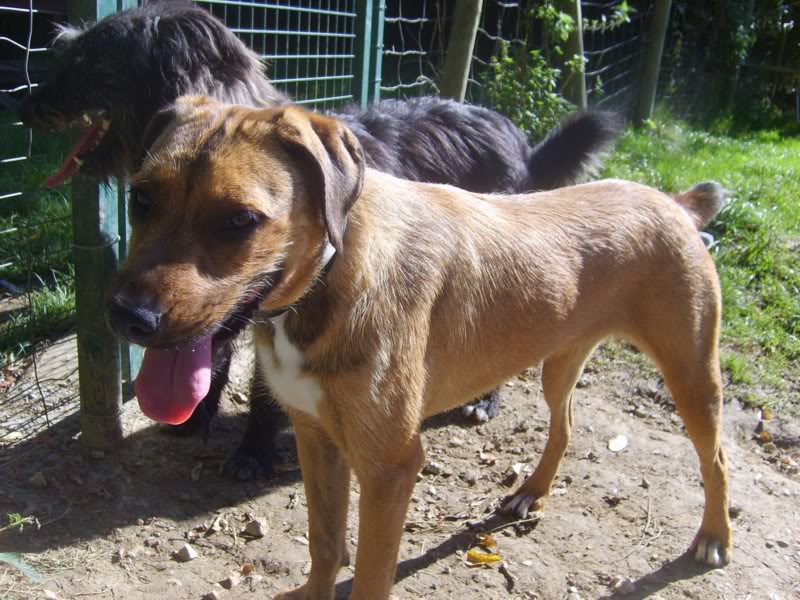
[257,313,323,418]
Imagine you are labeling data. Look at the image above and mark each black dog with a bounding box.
[20,1,622,479]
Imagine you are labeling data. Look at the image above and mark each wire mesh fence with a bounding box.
[382,0,653,114]
[380,0,448,98]
[583,0,651,110]
[196,0,360,108]
[1,0,75,445]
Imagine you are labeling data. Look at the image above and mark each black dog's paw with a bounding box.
[166,409,210,437]
[222,445,281,481]
[461,389,502,423]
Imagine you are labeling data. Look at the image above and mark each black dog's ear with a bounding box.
[272,107,365,254]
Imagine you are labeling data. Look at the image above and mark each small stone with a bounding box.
[244,517,268,538]
[765,541,775,549]
[43,590,59,599]
[144,537,160,548]
[423,462,444,476]
[522,559,533,566]
[613,577,636,594]
[607,435,628,453]
[576,375,592,388]
[442,566,452,574]
[174,543,198,562]
[167,578,182,587]
[221,573,241,589]
[728,505,743,519]
[202,593,221,600]
[231,391,248,405]
[426,484,437,496]
[776,540,789,548]
[90,450,105,459]
[502,463,524,487]
[641,477,651,489]
[449,436,465,447]
[247,574,264,586]
[563,475,573,485]
[634,407,648,418]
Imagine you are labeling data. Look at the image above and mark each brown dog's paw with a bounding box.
[273,587,310,600]
[501,492,545,519]
[691,534,731,567]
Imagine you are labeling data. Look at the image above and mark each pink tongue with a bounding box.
[134,336,213,425]
[45,122,104,189]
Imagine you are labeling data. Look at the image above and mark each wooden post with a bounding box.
[70,0,125,448]
[634,0,673,124]
[439,0,483,101]
[560,0,587,109]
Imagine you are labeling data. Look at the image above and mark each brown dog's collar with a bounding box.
[257,243,337,321]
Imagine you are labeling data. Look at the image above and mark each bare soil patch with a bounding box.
[1,344,799,599]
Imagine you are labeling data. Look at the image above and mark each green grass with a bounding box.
[602,117,800,409]
[0,115,74,363]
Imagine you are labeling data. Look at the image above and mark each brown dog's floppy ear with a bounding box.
[139,96,218,165]
[141,106,179,159]
[272,107,365,253]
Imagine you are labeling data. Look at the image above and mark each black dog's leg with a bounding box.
[461,389,502,423]
[169,342,233,437]
[223,367,289,480]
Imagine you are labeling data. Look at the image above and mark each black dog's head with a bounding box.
[19,0,287,186]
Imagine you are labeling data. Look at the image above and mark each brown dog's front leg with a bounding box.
[350,437,425,600]
[275,418,351,600]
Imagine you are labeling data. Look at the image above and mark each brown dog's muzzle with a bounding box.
[106,291,163,345]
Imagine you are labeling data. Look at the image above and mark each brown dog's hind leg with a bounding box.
[275,418,351,600]
[504,342,595,518]
[662,360,731,566]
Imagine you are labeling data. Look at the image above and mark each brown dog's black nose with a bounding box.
[106,294,162,344]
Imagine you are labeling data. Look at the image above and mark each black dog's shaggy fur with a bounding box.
[20,1,622,480]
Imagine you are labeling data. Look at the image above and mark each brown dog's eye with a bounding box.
[129,188,151,219]
[231,211,256,228]
[217,210,265,240]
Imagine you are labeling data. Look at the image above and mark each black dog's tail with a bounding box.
[524,110,624,191]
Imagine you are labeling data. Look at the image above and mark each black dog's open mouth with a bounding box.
[46,110,111,189]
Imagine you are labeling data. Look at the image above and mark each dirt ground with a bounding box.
[1,339,799,600]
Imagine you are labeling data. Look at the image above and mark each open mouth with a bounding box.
[46,111,111,189]
[133,270,283,426]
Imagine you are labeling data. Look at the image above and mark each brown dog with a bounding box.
[108,96,732,599]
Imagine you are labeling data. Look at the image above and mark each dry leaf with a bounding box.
[759,430,772,443]
[477,533,497,549]
[466,547,502,565]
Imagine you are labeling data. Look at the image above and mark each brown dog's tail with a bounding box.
[673,182,727,230]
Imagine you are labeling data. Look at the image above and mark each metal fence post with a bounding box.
[69,0,124,448]
[117,0,142,383]
[634,0,673,124]
[440,0,483,101]
[368,0,385,103]
[353,0,374,109]
[561,0,587,109]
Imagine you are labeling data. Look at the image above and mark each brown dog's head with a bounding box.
[106,95,364,424]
